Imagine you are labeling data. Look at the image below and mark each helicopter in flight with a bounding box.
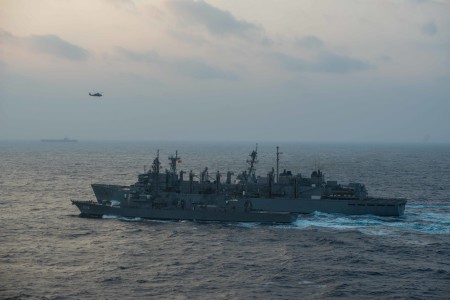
[89,92,103,97]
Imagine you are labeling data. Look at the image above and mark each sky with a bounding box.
[0,0,449,143]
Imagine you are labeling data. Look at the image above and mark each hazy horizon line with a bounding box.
[1,138,449,146]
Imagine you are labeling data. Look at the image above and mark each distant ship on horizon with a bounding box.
[40,137,78,142]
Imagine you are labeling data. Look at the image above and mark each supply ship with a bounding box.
[87,146,407,217]
[72,149,298,223]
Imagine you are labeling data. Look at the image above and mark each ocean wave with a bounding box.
[408,204,450,210]
[102,215,143,222]
[289,209,450,235]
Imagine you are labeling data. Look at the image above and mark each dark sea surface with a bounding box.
[0,141,449,299]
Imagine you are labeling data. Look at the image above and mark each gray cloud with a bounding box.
[28,34,89,61]
[378,55,392,63]
[0,29,15,43]
[116,47,237,80]
[422,21,438,36]
[0,29,89,61]
[409,0,428,3]
[295,36,325,49]
[108,0,137,11]
[116,47,160,62]
[167,0,262,38]
[174,58,238,80]
[275,51,373,74]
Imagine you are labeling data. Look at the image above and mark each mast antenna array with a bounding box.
[276,146,283,183]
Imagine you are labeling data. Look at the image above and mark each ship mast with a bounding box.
[168,150,180,174]
[276,146,282,183]
[246,144,258,183]
[152,149,161,194]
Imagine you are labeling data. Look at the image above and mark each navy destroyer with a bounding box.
[89,146,407,217]
[72,150,298,223]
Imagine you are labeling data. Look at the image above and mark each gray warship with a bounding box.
[72,150,298,223]
[90,146,407,217]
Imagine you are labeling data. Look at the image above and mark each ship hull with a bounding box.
[250,197,406,217]
[91,184,406,216]
[71,200,298,224]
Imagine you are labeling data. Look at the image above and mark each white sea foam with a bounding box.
[118,217,143,222]
[235,222,259,228]
[103,214,119,219]
[291,208,450,235]
[102,215,142,222]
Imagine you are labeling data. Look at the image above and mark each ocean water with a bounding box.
[0,141,449,299]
